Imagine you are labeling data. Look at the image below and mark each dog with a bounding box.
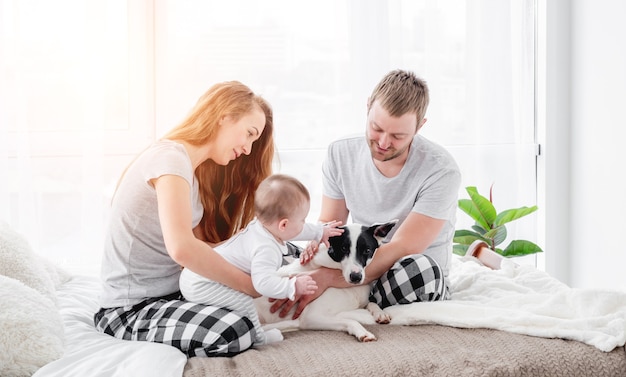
[254,220,398,342]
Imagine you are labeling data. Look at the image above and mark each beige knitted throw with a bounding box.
[184,324,626,377]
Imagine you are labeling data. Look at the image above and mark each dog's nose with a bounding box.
[349,271,363,284]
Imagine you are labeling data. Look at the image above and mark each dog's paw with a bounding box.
[373,311,391,324]
[366,302,391,324]
[358,332,377,342]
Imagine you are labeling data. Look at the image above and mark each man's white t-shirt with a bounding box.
[322,134,461,276]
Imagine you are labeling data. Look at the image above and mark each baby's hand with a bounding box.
[294,275,318,296]
[300,221,344,265]
[300,240,319,265]
[320,220,344,247]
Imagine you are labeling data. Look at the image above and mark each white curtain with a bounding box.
[0,0,535,276]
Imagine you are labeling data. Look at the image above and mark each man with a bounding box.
[274,69,461,318]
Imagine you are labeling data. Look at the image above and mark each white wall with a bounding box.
[541,0,626,289]
[570,0,626,289]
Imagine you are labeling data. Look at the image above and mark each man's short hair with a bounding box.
[367,69,429,125]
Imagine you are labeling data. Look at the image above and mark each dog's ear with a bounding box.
[369,219,399,240]
[326,228,348,263]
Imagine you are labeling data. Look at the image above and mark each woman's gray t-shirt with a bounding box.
[99,140,203,308]
[322,135,461,276]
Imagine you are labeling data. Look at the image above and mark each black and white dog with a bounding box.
[254,220,398,342]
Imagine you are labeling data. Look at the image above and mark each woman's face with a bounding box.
[213,105,266,165]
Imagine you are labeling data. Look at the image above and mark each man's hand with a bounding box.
[269,268,338,319]
[269,290,323,319]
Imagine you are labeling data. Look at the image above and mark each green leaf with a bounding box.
[465,186,497,229]
[453,244,468,256]
[494,206,538,227]
[455,185,543,259]
[458,199,488,229]
[453,229,487,245]
[471,224,487,235]
[501,240,544,257]
[484,226,507,247]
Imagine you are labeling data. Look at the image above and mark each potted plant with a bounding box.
[453,185,543,268]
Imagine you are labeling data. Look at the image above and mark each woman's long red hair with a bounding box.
[164,81,275,243]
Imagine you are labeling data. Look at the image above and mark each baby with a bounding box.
[180,174,343,345]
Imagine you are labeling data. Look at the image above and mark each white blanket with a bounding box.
[32,277,187,377]
[386,257,626,352]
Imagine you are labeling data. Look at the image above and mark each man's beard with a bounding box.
[369,140,408,162]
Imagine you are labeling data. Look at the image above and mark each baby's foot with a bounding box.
[262,328,284,344]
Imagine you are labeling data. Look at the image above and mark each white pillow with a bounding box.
[0,275,65,377]
[0,222,70,376]
[0,222,65,298]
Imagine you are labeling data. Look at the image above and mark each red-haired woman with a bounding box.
[95,81,274,357]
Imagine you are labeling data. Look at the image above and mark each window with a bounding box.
[155,0,537,250]
[1,0,537,275]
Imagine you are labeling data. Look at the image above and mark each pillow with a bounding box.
[0,275,65,377]
[0,221,68,298]
[0,222,70,376]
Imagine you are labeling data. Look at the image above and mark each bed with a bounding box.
[2,222,626,377]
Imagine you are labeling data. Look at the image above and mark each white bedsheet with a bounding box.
[32,276,187,377]
[386,257,626,352]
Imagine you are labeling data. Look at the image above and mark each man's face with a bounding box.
[366,100,420,162]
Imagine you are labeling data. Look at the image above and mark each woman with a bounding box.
[94,81,275,357]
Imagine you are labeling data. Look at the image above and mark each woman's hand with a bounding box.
[156,174,259,297]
